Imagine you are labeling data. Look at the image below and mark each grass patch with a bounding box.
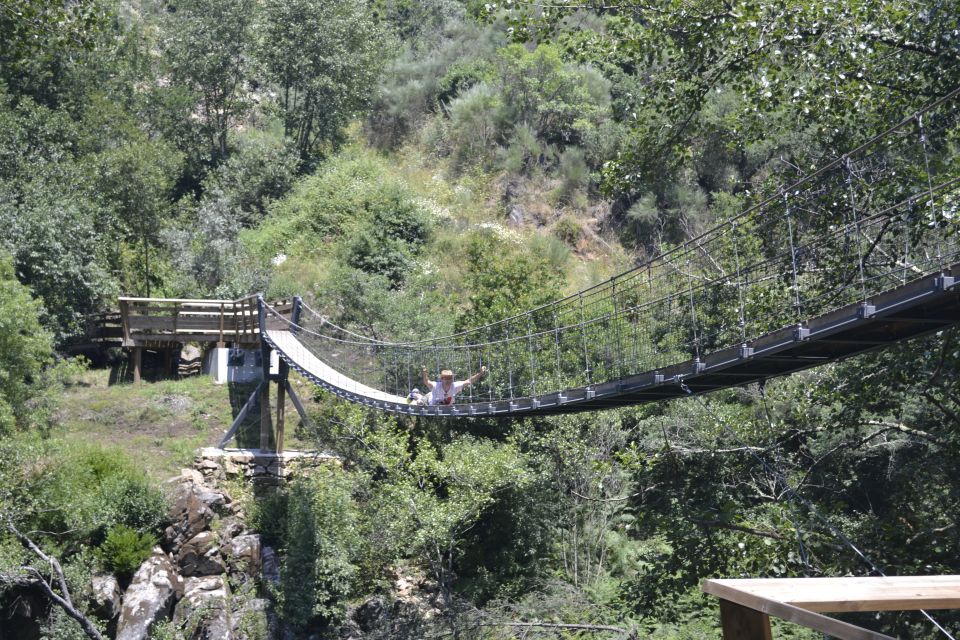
[56,368,320,482]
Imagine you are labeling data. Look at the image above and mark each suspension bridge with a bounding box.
[102,89,960,426]
[255,88,960,418]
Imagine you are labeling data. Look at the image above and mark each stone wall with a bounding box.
[195,447,340,486]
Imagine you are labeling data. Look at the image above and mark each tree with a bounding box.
[95,135,183,297]
[0,0,107,105]
[256,0,390,166]
[0,254,56,434]
[496,0,960,195]
[163,0,254,162]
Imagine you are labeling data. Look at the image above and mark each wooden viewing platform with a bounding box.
[81,295,294,383]
[118,295,293,348]
[703,575,960,639]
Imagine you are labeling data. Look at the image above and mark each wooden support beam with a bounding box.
[276,378,286,454]
[259,380,272,452]
[217,380,266,449]
[719,600,772,640]
[285,380,313,430]
[131,346,142,384]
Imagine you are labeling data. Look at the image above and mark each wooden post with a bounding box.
[131,346,142,384]
[276,377,286,454]
[164,348,173,377]
[719,600,772,640]
[259,378,272,451]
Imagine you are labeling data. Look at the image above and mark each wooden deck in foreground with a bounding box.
[703,576,960,639]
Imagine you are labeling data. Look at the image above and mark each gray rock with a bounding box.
[507,204,525,227]
[172,576,232,640]
[178,531,226,577]
[260,546,280,585]
[217,516,245,542]
[163,478,227,552]
[116,548,183,640]
[223,534,260,582]
[354,596,388,632]
[90,574,121,620]
[231,597,271,640]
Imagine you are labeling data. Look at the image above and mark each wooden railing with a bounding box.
[703,576,960,639]
[116,295,293,346]
[81,311,124,342]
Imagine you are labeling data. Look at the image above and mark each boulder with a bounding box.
[354,596,388,632]
[260,546,280,586]
[223,534,260,581]
[178,531,226,577]
[231,596,272,640]
[217,516,245,542]
[223,458,242,477]
[172,576,232,640]
[116,548,183,640]
[90,574,121,620]
[164,478,228,552]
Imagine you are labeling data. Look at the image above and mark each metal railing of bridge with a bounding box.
[261,88,960,414]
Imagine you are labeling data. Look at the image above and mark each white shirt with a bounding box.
[429,379,466,405]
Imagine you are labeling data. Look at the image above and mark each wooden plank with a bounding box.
[127,317,177,330]
[119,299,131,345]
[705,576,960,613]
[704,580,896,640]
[119,296,236,304]
[719,599,772,640]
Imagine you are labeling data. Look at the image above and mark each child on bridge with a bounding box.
[408,365,488,406]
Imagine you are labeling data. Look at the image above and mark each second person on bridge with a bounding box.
[408,365,488,406]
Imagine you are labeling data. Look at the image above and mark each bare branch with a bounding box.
[5,523,104,640]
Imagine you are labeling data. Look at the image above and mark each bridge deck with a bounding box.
[264,329,408,405]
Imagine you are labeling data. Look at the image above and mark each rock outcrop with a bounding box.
[108,454,323,639]
[224,534,261,582]
[172,575,232,639]
[90,574,122,620]
[178,531,227,577]
[163,470,229,552]
[116,548,183,640]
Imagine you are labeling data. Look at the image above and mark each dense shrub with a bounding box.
[30,444,167,550]
[493,44,611,150]
[0,254,84,434]
[99,524,157,581]
[202,133,299,226]
[343,186,430,286]
[279,469,364,631]
[365,19,503,149]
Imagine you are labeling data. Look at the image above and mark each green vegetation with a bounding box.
[0,0,959,638]
[99,525,157,582]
